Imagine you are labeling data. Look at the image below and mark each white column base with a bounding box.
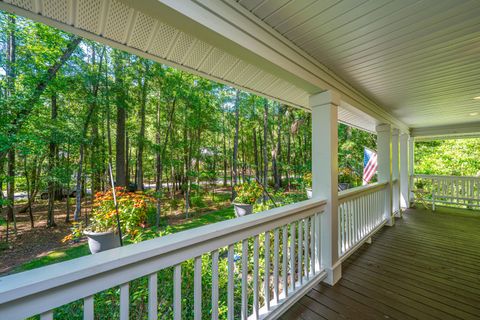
[323,262,342,286]
[386,215,395,227]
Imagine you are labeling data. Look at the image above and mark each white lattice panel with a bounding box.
[210,53,238,79]
[199,47,225,75]
[168,32,195,65]
[149,22,178,58]
[42,0,68,23]
[103,0,131,43]
[183,40,211,69]
[128,12,155,51]
[75,0,101,33]
[8,0,33,11]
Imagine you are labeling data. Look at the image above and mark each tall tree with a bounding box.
[114,50,127,187]
[232,90,240,197]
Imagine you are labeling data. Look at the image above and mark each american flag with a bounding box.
[363,147,377,185]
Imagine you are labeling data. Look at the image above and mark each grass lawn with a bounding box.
[13,206,235,274]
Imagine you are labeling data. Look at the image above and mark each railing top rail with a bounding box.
[338,182,388,202]
[413,174,480,180]
[0,198,326,306]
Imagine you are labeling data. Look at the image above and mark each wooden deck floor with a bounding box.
[281,207,480,320]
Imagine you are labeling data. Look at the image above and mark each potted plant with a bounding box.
[233,181,263,217]
[415,180,425,191]
[303,172,312,199]
[63,187,153,254]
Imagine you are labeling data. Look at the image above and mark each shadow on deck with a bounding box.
[282,206,480,320]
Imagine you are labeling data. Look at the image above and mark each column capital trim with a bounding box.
[392,128,400,136]
[309,90,341,108]
[376,123,392,133]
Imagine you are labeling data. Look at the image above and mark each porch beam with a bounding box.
[411,122,480,138]
[310,90,341,285]
[400,133,409,210]
[376,124,394,226]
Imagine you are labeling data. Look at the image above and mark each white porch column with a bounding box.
[400,133,409,210]
[408,137,415,205]
[310,91,341,285]
[391,129,400,216]
[376,124,394,226]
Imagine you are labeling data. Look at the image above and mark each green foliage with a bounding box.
[233,181,263,205]
[415,139,480,176]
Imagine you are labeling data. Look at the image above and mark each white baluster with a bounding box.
[297,220,303,285]
[241,239,248,320]
[282,226,288,298]
[120,283,129,320]
[194,256,202,320]
[148,273,157,320]
[211,250,219,320]
[264,231,271,311]
[290,223,295,291]
[84,295,94,320]
[303,218,309,279]
[174,264,182,320]
[227,244,234,320]
[253,235,259,319]
[273,228,280,303]
[41,310,53,320]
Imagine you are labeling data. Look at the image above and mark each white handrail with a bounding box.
[338,182,388,202]
[0,198,326,320]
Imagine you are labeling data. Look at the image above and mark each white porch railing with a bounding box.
[412,174,480,210]
[0,199,326,320]
[338,182,388,259]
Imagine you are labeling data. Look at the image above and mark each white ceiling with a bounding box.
[237,0,480,129]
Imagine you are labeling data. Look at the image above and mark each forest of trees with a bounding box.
[0,12,377,243]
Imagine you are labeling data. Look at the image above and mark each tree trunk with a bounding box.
[47,94,58,227]
[263,99,269,200]
[136,62,149,191]
[6,15,16,230]
[114,52,127,187]
[232,90,240,199]
[7,149,16,233]
[253,128,260,182]
[222,111,227,187]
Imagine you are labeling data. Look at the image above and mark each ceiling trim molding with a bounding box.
[411,122,480,138]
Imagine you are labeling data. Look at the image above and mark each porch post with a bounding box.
[310,90,341,285]
[376,124,393,226]
[391,128,400,216]
[408,137,415,206]
[400,133,409,210]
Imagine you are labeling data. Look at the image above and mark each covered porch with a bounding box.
[282,206,480,320]
[1,0,480,319]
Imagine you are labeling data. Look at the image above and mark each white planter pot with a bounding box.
[233,203,253,217]
[306,188,313,199]
[84,230,121,254]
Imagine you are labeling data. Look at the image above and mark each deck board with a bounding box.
[282,207,480,320]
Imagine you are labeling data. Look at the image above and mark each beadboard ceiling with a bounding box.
[236,0,480,129]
